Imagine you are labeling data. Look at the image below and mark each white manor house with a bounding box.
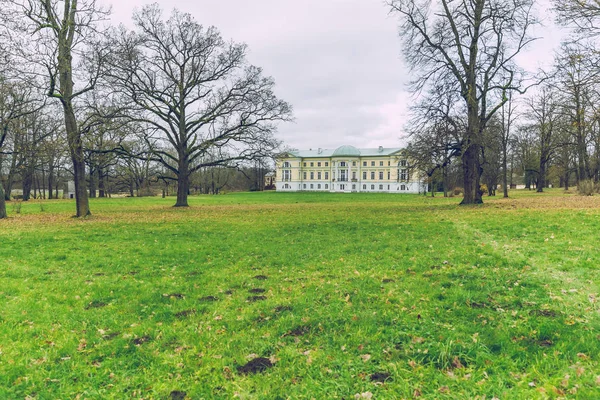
[275,145,426,193]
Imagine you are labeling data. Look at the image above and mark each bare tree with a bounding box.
[11,0,110,217]
[388,0,538,204]
[523,86,562,192]
[554,0,600,31]
[0,77,42,218]
[105,5,292,207]
[499,92,517,197]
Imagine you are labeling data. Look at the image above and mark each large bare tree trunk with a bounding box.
[461,143,483,204]
[175,155,190,207]
[64,102,90,216]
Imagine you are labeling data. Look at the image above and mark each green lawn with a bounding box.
[1,191,599,399]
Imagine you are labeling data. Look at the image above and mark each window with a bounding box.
[401,184,406,190]
[325,162,329,167]
[380,161,384,166]
[371,161,375,166]
[388,161,391,166]
[363,171,367,180]
[401,160,407,167]
[303,162,306,167]
[387,171,391,180]
[401,169,408,181]
[310,184,314,189]
[340,184,345,190]
[325,184,329,189]
[310,172,314,180]
[379,172,383,180]
[352,172,356,180]
[370,171,375,180]
[363,184,366,189]
[283,170,291,181]
[318,172,322,180]
[363,161,367,166]
[387,185,390,190]
[325,172,329,179]
[317,162,321,167]
[352,184,356,190]
[371,185,375,190]
[379,185,383,190]
[303,184,306,189]
[340,162,346,167]
[284,184,289,189]
[352,161,356,167]
[340,170,347,181]
[303,172,307,180]
[284,161,291,168]
[318,184,321,189]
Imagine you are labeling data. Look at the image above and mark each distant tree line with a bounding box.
[0,1,291,219]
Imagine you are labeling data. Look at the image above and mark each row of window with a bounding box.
[284,160,409,168]
[299,183,409,191]
[292,170,409,181]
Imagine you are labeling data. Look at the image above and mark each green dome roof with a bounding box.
[332,145,361,157]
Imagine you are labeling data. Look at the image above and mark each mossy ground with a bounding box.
[0,190,599,399]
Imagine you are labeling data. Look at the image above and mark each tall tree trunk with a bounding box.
[64,103,90,216]
[48,166,54,199]
[537,158,546,193]
[460,143,483,204]
[175,155,190,207]
[502,146,509,198]
[0,182,7,218]
[98,167,106,198]
[22,168,33,201]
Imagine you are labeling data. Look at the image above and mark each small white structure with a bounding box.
[64,180,76,199]
[275,145,426,194]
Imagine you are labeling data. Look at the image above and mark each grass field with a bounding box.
[1,190,599,399]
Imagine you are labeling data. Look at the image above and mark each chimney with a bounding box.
[318,148,322,154]
[378,146,383,153]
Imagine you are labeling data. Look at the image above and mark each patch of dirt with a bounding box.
[468,301,488,309]
[199,296,219,302]
[92,272,104,277]
[382,279,395,283]
[224,290,234,295]
[175,309,197,318]
[188,271,200,276]
[103,332,120,340]
[537,339,554,347]
[237,357,273,375]
[85,300,108,310]
[45,271,56,275]
[529,309,558,318]
[169,390,187,400]
[283,325,311,337]
[132,336,151,345]
[164,293,185,299]
[128,271,138,276]
[249,288,266,294]
[247,295,267,302]
[370,372,391,383]
[254,275,268,280]
[274,305,292,313]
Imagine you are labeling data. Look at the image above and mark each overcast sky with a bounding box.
[108,0,566,151]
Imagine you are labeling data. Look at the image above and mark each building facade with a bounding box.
[275,145,426,193]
